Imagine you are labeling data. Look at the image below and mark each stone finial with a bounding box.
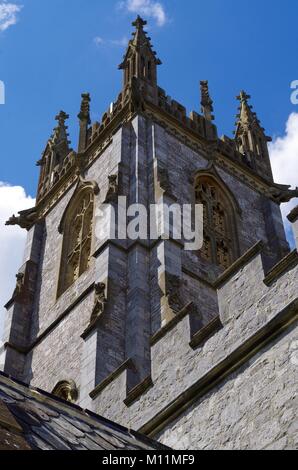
[78,93,91,153]
[78,93,91,124]
[234,89,273,179]
[52,110,71,147]
[132,15,147,29]
[200,80,214,122]
[119,17,161,88]
[55,110,69,126]
[235,90,270,141]
[236,90,251,104]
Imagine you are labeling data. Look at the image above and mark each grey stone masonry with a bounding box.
[3,112,297,449]
[157,324,298,450]
[2,19,297,449]
[89,241,297,448]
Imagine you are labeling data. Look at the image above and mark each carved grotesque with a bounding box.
[5,207,38,231]
[13,273,25,300]
[52,380,78,403]
[105,175,119,203]
[165,273,183,313]
[90,282,107,325]
[270,186,298,204]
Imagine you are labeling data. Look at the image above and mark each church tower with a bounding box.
[2,18,298,450]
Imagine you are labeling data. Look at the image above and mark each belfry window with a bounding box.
[195,176,238,270]
[58,188,94,297]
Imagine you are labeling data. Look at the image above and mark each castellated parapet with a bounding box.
[2,17,298,450]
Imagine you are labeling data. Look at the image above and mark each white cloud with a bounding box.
[110,36,129,47]
[269,112,298,245]
[0,1,22,32]
[94,36,104,46]
[94,35,129,48]
[0,182,34,341]
[119,0,167,26]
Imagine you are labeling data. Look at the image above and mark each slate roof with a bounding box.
[0,372,168,450]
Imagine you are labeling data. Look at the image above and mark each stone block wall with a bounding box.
[157,325,298,450]
[2,114,296,450]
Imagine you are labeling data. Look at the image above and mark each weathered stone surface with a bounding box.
[157,326,298,450]
[2,20,297,451]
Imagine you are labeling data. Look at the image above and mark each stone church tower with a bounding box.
[2,17,298,450]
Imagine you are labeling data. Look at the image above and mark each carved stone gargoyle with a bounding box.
[5,207,38,231]
[90,282,107,326]
[165,273,183,313]
[105,175,119,203]
[269,184,298,204]
[52,380,79,403]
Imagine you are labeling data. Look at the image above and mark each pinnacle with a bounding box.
[132,15,147,29]
[55,110,69,124]
[236,90,251,103]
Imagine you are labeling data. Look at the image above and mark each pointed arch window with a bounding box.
[195,175,239,270]
[58,182,97,297]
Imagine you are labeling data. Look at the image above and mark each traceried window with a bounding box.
[195,176,238,270]
[58,188,94,297]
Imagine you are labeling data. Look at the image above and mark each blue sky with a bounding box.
[0,0,298,195]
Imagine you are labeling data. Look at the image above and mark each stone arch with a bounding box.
[194,166,240,269]
[57,178,99,297]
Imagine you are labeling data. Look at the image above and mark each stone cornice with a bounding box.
[124,376,154,407]
[213,241,264,289]
[150,302,195,346]
[189,316,223,349]
[89,359,136,400]
[263,250,298,287]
